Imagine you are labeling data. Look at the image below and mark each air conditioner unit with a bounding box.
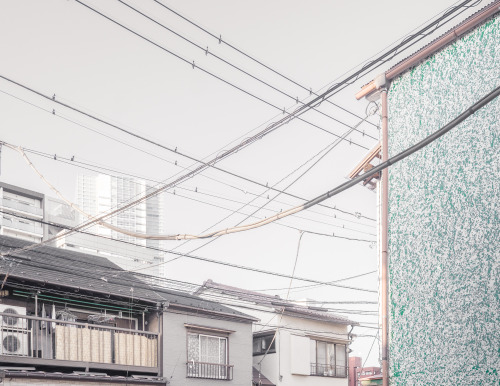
[0,305,27,330]
[0,330,30,356]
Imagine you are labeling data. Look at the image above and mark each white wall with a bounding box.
[253,312,350,386]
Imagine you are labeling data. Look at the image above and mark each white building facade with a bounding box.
[196,280,356,386]
[0,182,44,243]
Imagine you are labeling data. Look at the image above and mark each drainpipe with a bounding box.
[380,86,389,386]
[360,73,389,385]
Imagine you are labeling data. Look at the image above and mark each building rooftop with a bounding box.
[386,1,500,78]
[357,1,500,99]
[252,367,275,386]
[0,370,167,385]
[0,235,253,321]
[197,279,358,325]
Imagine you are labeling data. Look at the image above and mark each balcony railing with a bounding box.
[186,361,233,380]
[310,363,347,378]
[0,217,43,236]
[0,198,43,217]
[0,312,158,370]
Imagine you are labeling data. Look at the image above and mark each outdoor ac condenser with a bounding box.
[0,305,28,330]
[0,329,29,356]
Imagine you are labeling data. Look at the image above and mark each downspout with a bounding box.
[380,87,389,386]
[358,72,389,386]
[158,302,166,377]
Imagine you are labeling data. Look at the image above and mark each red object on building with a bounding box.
[349,357,381,386]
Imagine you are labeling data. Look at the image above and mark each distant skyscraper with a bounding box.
[74,174,166,278]
[77,175,164,244]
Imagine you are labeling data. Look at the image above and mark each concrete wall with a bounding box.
[387,15,499,385]
[162,311,252,386]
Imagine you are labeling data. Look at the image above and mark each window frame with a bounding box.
[187,332,229,365]
[310,339,347,378]
[252,333,276,356]
[185,326,233,381]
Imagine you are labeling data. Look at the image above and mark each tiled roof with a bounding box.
[385,1,500,77]
[359,0,500,92]
[252,367,275,386]
[0,236,252,321]
[0,370,167,384]
[198,279,358,325]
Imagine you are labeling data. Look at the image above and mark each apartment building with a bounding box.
[0,182,44,243]
[0,235,254,386]
[348,357,381,386]
[0,181,165,279]
[196,280,357,386]
[352,3,500,384]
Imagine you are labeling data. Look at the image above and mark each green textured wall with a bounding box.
[387,15,499,385]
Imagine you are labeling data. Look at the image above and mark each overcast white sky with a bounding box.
[0,0,485,367]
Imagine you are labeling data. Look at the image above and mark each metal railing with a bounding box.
[0,312,158,369]
[186,361,233,380]
[310,363,347,378]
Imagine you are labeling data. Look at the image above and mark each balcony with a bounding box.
[186,361,233,380]
[0,311,159,373]
[1,216,43,236]
[310,363,347,378]
[0,198,43,218]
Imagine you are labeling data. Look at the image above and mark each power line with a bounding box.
[0,99,377,274]
[0,212,377,294]
[0,224,376,313]
[12,138,376,236]
[3,138,376,249]
[2,83,497,272]
[149,84,500,240]
[362,330,380,368]
[1,147,376,241]
[62,0,484,231]
[1,0,482,262]
[118,0,379,141]
[150,0,484,127]
[254,270,377,292]
[2,276,376,337]
[2,0,483,237]
[73,0,372,150]
[145,108,376,270]
[0,81,375,222]
[150,0,368,128]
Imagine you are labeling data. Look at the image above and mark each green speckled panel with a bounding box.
[387,16,499,385]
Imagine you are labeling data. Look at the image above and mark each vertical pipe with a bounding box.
[158,310,162,376]
[34,293,38,358]
[380,88,389,386]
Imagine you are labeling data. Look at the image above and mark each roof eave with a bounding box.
[356,1,500,100]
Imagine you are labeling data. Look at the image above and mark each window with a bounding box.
[253,333,276,355]
[310,340,346,378]
[187,333,231,380]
